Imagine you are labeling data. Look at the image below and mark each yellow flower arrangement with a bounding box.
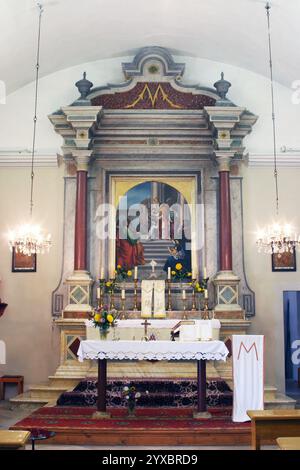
[106,281,112,287]
[175,263,182,270]
[107,314,114,323]
[94,313,101,322]
[171,270,176,276]
[127,270,132,277]
[187,272,192,277]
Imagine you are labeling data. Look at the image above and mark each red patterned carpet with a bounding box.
[11,406,251,446]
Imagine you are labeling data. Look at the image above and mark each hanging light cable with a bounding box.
[8,3,52,256]
[256,2,299,254]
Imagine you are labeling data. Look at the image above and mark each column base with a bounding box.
[92,411,111,419]
[213,270,242,312]
[63,271,94,318]
[193,411,212,420]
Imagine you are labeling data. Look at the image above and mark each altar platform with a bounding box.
[11,406,252,447]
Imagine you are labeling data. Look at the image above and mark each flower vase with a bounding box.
[99,329,108,340]
[127,401,136,418]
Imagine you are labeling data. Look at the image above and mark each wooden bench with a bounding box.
[277,437,300,450]
[0,375,24,400]
[0,430,31,450]
[247,410,300,450]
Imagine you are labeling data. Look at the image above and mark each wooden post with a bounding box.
[193,359,211,419]
[197,359,206,412]
[93,358,110,419]
[97,359,107,412]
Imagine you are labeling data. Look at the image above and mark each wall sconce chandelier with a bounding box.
[256,3,300,254]
[8,4,52,256]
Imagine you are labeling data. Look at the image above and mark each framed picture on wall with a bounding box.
[12,248,37,273]
[272,249,296,272]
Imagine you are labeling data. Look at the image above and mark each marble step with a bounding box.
[264,393,296,409]
[29,385,71,400]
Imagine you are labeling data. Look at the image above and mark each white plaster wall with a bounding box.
[0,167,64,386]
[242,166,300,393]
[0,54,299,391]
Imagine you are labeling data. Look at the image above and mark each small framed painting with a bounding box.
[272,249,296,272]
[12,248,37,273]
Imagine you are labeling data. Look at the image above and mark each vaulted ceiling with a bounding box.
[0,0,299,94]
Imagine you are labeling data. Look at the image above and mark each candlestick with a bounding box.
[121,297,126,318]
[98,281,105,309]
[134,266,138,280]
[133,278,138,311]
[202,297,209,320]
[182,294,187,319]
[168,267,171,280]
[167,279,172,311]
[121,289,126,300]
[110,279,115,309]
[191,279,197,311]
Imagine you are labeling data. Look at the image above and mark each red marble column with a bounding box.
[74,170,88,271]
[219,170,233,271]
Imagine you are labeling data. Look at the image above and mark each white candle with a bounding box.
[168,267,171,280]
[134,266,138,279]
[182,289,186,300]
[203,266,207,279]
[121,289,126,300]
[204,289,208,299]
[100,267,105,280]
[192,269,197,279]
[97,287,101,299]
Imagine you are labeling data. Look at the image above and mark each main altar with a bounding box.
[47,46,257,387]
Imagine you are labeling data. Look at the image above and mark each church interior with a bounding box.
[0,0,300,453]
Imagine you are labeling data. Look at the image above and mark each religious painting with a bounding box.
[12,248,37,273]
[272,249,296,272]
[115,181,192,279]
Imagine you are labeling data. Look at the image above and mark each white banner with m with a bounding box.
[232,335,264,422]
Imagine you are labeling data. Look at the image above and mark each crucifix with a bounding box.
[149,259,157,279]
[141,318,151,341]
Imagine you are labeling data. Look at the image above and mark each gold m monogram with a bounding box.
[126,84,182,109]
[237,341,259,361]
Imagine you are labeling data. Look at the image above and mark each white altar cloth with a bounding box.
[78,340,229,362]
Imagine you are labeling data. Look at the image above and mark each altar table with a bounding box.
[78,340,229,417]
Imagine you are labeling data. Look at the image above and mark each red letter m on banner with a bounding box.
[237,341,259,361]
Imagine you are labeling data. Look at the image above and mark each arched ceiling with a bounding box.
[0,0,299,94]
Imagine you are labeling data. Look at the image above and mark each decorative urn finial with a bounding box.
[213,72,231,100]
[75,72,94,100]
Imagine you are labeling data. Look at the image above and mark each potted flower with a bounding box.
[122,386,148,417]
[92,306,119,339]
[115,264,133,283]
[171,263,192,282]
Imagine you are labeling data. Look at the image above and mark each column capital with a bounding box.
[204,106,245,131]
[204,106,256,156]
[72,149,93,171]
[214,151,236,172]
[61,105,102,150]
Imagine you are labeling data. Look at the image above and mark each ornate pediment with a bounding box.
[75,47,222,110]
[90,81,216,110]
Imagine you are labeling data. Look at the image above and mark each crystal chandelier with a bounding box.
[256,224,300,254]
[8,4,52,256]
[256,2,299,254]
